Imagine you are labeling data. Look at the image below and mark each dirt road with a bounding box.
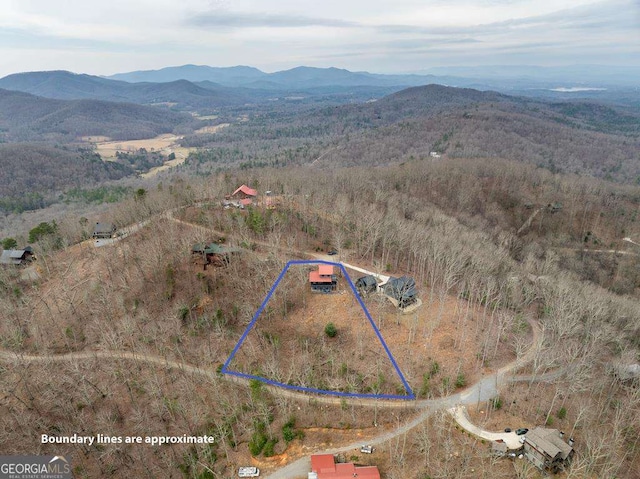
[0,317,542,478]
[0,205,547,478]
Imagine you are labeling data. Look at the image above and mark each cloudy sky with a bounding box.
[0,0,638,76]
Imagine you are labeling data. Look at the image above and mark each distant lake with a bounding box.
[549,87,607,92]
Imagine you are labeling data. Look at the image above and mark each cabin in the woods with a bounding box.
[309,265,338,293]
[0,246,35,266]
[224,184,258,208]
[192,242,241,269]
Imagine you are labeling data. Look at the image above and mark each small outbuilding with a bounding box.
[356,275,378,295]
[0,246,35,266]
[309,265,337,293]
[93,222,116,239]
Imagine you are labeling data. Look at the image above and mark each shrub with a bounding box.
[282,417,296,443]
[419,375,430,397]
[324,322,337,338]
[557,407,567,420]
[263,438,278,457]
[248,423,268,456]
[178,306,190,322]
[492,396,503,410]
[442,377,450,391]
[1,237,17,249]
[249,379,263,401]
[455,373,466,388]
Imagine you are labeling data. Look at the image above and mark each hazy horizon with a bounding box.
[1,0,638,78]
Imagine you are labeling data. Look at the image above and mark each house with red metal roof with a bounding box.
[310,454,380,479]
[309,265,337,293]
[232,184,258,199]
[223,184,258,208]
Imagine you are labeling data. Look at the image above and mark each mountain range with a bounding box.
[0,71,250,109]
[2,65,636,114]
[107,65,446,89]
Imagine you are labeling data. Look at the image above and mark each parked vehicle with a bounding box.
[504,428,512,433]
[516,428,529,435]
[360,445,374,454]
[238,467,260,477]
[327,249,338,255]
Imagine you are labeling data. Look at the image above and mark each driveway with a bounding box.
[449,405,523,450]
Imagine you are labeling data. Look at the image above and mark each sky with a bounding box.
[0,0,638,77]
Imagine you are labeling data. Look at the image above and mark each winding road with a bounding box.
[0,203,550,478]
[0,316,542,478]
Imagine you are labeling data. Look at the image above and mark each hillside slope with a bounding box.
[0,71,249,109]
[182,84,640,182]
[0,144,132,212]
[0,88,193,142]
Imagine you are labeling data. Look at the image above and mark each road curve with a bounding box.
[1,208,546,477]
[0,317,543,478]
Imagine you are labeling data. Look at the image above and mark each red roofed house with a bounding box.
[232,184,257,199]
[309,265,337,293]
[310,454,380,479]
[224,184,258,209]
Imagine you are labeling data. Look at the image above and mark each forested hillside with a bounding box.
[0,70,404,112]
[0,71,247,108]
[181,84,640,183]
[0,89,194,142]
[0,144,132,213]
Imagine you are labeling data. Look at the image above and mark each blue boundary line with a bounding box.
[222,260,416,400]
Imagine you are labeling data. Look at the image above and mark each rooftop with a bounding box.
[310,454,380,479]
[318,264,334,276]
[93,222,115,233]
[525,428,573,460]
[0,250,27,265]
[232,184,258,197]
[309,271,334,283]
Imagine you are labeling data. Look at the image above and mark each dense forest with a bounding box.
[2,82,639,218]
[0,144,133,213]
[180,85,640,183]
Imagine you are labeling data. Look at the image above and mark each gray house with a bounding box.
[523,428,574,473]
[382,276,418,308]
[0,246,35,266]
[93,222,116,239]
[355,275,378,295]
